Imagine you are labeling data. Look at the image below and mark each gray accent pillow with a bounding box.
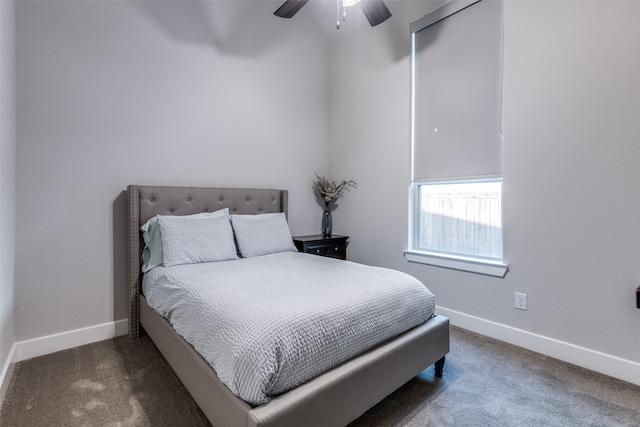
[157,214,238,267]
[231,212,297,258]
[141,209,230,272]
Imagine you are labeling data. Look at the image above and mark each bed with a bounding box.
[128,185,449,427]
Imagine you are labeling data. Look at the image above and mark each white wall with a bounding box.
[501,0,640,361]
[15,1,331,341]
[330,0,640,379]
[0,0,17,398]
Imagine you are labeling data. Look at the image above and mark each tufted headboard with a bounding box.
[127,185,289,339]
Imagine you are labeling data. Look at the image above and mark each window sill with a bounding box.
[404,250,508,278]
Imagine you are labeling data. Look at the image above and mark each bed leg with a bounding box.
[434,356,446,378]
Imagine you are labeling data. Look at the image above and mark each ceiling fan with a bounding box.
[274,0,392,29]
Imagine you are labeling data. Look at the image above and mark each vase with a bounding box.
[321,206,332,237]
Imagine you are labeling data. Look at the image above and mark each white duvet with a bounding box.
[143,251,435,406]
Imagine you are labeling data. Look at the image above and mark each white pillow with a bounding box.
[141,208,230,272]
[157,214,238,267]
[231,212,297,258]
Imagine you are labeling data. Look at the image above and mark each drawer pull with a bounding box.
[334,247,339,251]
[316,249,321,253]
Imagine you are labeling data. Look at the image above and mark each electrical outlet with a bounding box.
[515,292,527,311]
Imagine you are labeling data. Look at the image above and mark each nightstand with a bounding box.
[293,235,349,260]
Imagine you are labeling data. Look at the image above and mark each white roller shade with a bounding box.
[411,0,503,181]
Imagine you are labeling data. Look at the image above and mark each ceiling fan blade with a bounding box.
[274,0,310,19]
[361,0,392,27]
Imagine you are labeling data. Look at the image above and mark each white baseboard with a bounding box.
[0,343,17,403]
[436,306,640,387]
[14,319,129,363]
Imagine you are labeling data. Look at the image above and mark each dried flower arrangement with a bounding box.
[312,173,357,210]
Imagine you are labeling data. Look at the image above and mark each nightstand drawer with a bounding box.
[307,244,329,256]
[306,243,346,258]
[302,245,327,256]
[293,235,349,260]
[325,242,347,258]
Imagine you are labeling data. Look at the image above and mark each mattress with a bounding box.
[142,251,435,406]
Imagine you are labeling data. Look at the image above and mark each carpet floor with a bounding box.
[1,326,638,426]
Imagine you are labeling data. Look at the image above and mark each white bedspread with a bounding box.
[142,252,435,406]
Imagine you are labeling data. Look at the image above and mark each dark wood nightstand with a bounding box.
[293,235,349,260]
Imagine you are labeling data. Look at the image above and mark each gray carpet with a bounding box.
[1,326,638,426]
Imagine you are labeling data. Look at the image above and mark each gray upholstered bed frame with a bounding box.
[128,185,449,427]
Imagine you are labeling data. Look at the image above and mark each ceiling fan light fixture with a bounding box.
[274,0,391,29]
[338,0,362,29]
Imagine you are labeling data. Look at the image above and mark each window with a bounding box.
[406,0,507,277]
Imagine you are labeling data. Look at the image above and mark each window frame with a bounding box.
[405,178,508,277]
